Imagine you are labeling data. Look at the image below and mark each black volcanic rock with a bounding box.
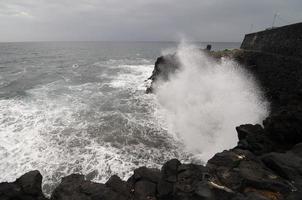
[0,157,297,200]
[0,170,46,200]
[157,179,173,198]
[261,143,302,190]
[134,180,157,200]
[126,167,161,200]
[291,142,302,157]
[263,102,302,147]
[161,159,181,182]
[236,124,274,155]
[16,170,44,196]
[127,166,161,184]
[105,175,130,197]
[146,54,180,93]
[51,174,127,200]
[207,149,292,195]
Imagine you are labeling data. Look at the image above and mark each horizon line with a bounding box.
[0,40,242,44]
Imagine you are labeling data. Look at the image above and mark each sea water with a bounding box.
[0,41,240,194]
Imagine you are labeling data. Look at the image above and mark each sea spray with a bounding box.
[155,43,269,161]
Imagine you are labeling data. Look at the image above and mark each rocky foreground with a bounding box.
[1,116,302,200]
[1,23,302,200]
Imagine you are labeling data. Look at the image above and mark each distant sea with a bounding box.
[0,41,240,194]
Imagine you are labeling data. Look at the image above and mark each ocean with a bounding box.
[0,41,240,194]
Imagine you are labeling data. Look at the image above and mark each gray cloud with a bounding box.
[0,0,301,42]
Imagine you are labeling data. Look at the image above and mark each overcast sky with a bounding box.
[0,0,301,42]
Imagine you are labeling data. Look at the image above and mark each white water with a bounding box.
[0,62,190,195]
[155,43,269,161]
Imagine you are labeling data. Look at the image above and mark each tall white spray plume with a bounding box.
[155,42,269,162]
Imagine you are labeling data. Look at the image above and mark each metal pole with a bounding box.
[272,13,277,28]
[249,24,254,32]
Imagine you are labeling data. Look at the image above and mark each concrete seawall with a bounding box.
[241,22,302,58]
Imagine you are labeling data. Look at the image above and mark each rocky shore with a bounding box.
[1,23,302,200]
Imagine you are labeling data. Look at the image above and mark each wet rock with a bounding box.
[207,149,292,194]
[194,181,213,199]
[261,152,302,182]
[157,179,173,198]
[177,164,209,184]
[286,191,302,200]
[106,175,130,197]
[239,160,291,193]
[128,166,161,184]
[16,170,44,196]
[134,180,156,200]
[0,170,46,200]
[161,159,181,183]
[146,54,180,93]
[210,189,242,200]
[81,181,124,200]
[0,182,22,199]
[290,142,302,157]
[51,174,88,200]
[244,192,270,200]
[173,164,213,200]
[207,149,251,191]
[207,149,255,170]
[51,174,126,200]
[261,143,302,190]
[236,124,274,155]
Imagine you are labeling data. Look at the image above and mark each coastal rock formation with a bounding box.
[0,170,47,200]
[2,23,302,199]
[146,54,180,93]
[2,144,301,200]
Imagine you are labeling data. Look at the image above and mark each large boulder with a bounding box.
[105,175,130,197]
[127,166,161,185]
[51,174,127,200]
[207,149,292,198]
[174,163,213,199]
[236,124,274,155]
[0,170,46,200]
[161,159,181,183]
[127,167,161,200]
[157,159,181,199]
[261,143,302,191]
[134,180,156,200]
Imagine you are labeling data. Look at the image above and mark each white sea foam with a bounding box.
[107,64,154,90]
[155,43,269,161]
[0,63,189,196]
[103,58,151,66]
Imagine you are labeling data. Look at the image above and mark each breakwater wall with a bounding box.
[240,22,302,58]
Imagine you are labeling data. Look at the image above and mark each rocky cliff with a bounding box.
[1,23,302,200]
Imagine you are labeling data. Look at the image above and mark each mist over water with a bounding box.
[155,43,269,161]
